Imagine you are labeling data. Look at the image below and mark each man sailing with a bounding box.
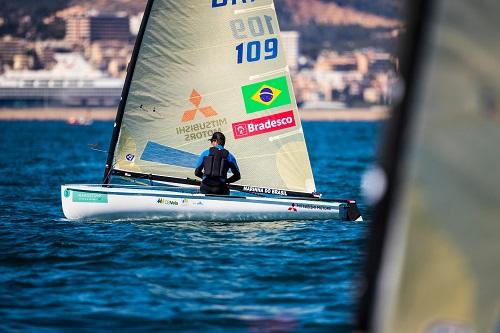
[195,132,241,195]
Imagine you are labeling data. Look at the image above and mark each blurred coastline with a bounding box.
[0,107,389,122]
[0,1,402,118]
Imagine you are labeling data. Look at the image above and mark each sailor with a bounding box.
[195,132,241,195]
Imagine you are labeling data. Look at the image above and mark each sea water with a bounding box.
[0,121,381,332]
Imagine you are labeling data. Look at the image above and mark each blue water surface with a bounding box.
[0,121,381,332]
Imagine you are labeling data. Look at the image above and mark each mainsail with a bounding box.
[104,0,316,194]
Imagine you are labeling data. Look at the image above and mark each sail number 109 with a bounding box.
[231,15,279,64]
[236,38,278,64]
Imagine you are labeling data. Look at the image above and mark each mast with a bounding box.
[103,0,155,184]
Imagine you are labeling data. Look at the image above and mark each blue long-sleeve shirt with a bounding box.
[195,145,241,184]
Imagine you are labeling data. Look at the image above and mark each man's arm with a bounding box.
[226,154,241,184]
[195,151,207,179]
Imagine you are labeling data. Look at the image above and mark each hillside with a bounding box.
[275,0,402,55]
[0,0,403,56]
[62,0,402,19]
[277,0,400,28]
[67,0,146,14]
[320,0,402,19]
[0,0,69,39]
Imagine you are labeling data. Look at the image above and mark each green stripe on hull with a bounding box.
[72,191,108,203]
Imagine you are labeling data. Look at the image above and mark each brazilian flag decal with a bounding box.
[241,76,292,114]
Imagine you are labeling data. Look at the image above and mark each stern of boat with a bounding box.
[345,200,363,222]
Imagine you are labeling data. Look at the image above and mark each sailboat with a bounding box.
[61,0,362,222]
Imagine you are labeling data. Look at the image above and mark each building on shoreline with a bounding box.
[0,53,122,108]
[281,31,300,72]
[0,37,31,72]
[294,49,397,108]
[65,14,131,45]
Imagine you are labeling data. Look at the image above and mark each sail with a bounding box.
[358,0,500,331]
[109,0,316,193]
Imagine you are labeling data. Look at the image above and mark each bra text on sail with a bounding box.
[212,0,255,8]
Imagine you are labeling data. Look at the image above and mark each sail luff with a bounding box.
[103,0,155,184]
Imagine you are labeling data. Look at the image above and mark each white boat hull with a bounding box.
[61,185,362,222]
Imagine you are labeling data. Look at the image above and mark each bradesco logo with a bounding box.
[232,110,296,140]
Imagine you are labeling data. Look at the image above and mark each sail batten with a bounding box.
[109,0,316,193]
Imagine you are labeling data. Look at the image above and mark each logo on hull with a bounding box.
[157,198,179,206]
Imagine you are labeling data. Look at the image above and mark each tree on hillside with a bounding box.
[0,0,70,39]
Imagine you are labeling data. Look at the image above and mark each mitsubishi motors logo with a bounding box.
[181,89,218,122]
